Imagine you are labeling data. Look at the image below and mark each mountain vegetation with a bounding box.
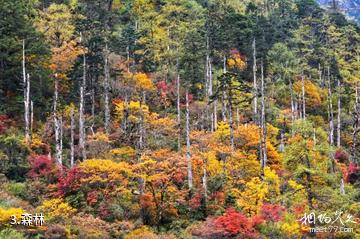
[0,0,359,238]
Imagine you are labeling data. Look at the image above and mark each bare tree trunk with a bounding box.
[202,166,207,204]
[222,55,227,122]
[209,57,216,131]
[54,77,62,169]
[90,87,95,136]
[30,101,33,138]
[138,91,145,191]
[213,102,217,131]
[23,40,31,144]
[60,115,63,162]
[209,60,214,132]
[319,64,324,88]
[260,62,267,179]
[327,67,334,146]
[337,78,341,147]
[299,95,303,119]
[304,144,314,210]
[79,54,87,161]
[205,39,213,132]
[138,90,145,223]
[126,45,130,73]
[279,130,284,152]
[313,128,316,146]
[177,74,181,151]
[185,89,193,190]
[289,78,295,125]
[104,43,111,135]
[352,86,359,165]
[252,38,258,123]
[301,75,306,120]
[123,94,129,132]
[228,99,234,152]
[54,115,62,168]
[340,178,345,195]
[236,108,240,128]
[70,107,75,168]
[139,91,146,150]
[209,70,214,131]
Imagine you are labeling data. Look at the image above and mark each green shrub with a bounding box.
[5,182,27,199]
[0,228,25,239]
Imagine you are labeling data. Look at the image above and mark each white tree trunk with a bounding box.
[260,62,267,179]
[30,101,33,138]
[202,167,207,203]
[54,115,62,168]
[222,55,227,122]
[319,64,324,88]
[70,107,75,168]
[60,115,63,159]
[126,45,130,73]
[79,54,87,160]
[205,40,212,132]
[213,102,217,131]
[289,78,295,125]
[177,74,181,151]
[25,74,31,142]
[294,99,298,120]
[301,75,306,120]
[279,130,284,152]
[340,178,345,195]
[104,43,111,135]
[328,67,334,146]
[208,57,216,131]
[313,128,316,146]
[236,108,240,128]
[22,40,31,144]
[228,100,234,152]
[252,38,258,122]
[54,77,62,169]
[185,90,193,189]
[352,86,359,164]
[90,87,95,136]
[139,91,146,150]
[337,78,341,147]
[207,53,216,130]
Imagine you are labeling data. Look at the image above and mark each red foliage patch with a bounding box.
[87,190,99,205]
[346,163,360,184]
[189,192,202,210]
[0,115,13,134]
[192,208,262,239]
[157,80,168,92]
[57,167,81,196]
[292,203,306,217]
[334,149,349,163]
[172,170,185,184]
[28,155,60,182]
[260,204,286,222]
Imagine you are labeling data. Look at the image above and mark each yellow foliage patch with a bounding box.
[293,79,322,107]
[134,73,155,91]
[110,146,136,159]
[215,121,230,140]
[36,198,76,222]
[0,207,24,224]
[235,167,280,216]
[124,226,158,239]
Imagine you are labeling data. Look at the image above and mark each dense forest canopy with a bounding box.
[0,0,359,238]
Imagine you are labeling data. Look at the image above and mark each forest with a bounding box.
[0,0,359,238]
